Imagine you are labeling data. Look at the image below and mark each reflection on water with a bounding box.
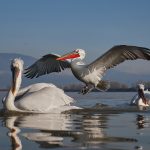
[2,111,142,150]
[4,113,76,149]
[17,113,79,149]
[136,114,150,129]
[1,92,150,150]
[136,115,145,129]
[6,117,22,150]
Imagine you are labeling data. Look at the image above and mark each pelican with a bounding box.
[4,58,79,113]
[25,45,150,94]
[130,84,150,107]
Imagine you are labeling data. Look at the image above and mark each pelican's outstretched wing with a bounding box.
[88,45,150,70]
[24,54,71,78]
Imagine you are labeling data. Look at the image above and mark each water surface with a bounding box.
[0,92,150,150]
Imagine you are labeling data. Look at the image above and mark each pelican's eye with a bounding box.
[75,50,79,53]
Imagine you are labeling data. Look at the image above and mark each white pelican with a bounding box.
[4,58,79,113]
[25,45,150,94]
[130,84,150,107]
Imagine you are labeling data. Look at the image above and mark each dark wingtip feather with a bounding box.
[24,53,71,79]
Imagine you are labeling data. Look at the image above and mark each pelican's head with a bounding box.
[11,58,24,71]
[138,84,145,90]
[11,58,24,94]
[57,49,86,61]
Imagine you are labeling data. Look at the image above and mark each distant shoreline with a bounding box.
[64,88,137,92]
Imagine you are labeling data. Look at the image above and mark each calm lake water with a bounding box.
[0,92,150,150]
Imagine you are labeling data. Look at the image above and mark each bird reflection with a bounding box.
[4,111,109,149]
[19,113,75,148]
[5,117,22,150]
[3,110,139,149]
[83,114,107,139]
[4,113,77,149]
[136,114,145,129]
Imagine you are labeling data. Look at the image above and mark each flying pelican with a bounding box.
[4,58,79,113]
[25,45,150,94]
[131,84,150,107]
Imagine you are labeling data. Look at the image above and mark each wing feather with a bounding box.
[88,45,150,70]
[24,54,71,78]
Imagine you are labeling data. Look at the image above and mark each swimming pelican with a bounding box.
[4,58,79,113]
[25,45,150,94]
[130,84,150,107]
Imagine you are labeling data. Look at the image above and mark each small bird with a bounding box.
[25,45,150,94]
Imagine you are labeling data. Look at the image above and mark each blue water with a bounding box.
[0,92,150,150]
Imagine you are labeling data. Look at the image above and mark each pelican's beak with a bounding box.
[12,67,20,94]
[56,51,80,61]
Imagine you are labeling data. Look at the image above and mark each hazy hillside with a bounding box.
[0,53,36,70]
[104,69,150,84]
[0,53,150,88]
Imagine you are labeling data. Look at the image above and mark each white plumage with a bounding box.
[15,83,74,112]
[3,58,79,113]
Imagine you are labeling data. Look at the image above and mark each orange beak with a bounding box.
[56,52,80,61]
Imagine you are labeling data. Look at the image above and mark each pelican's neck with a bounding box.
[5,72,22,111]
[138,88,148,106]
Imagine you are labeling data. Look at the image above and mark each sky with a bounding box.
[0,0,150,74]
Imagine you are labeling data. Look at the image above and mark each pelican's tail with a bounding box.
[96,80,110,91]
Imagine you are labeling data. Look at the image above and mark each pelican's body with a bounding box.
[131,84,150,107]
[4,58,79,113]
[25,45,150,94]
[71,59,105,85]
[12,83,75,112]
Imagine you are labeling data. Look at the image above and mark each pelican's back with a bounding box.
[15,83,74,112]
